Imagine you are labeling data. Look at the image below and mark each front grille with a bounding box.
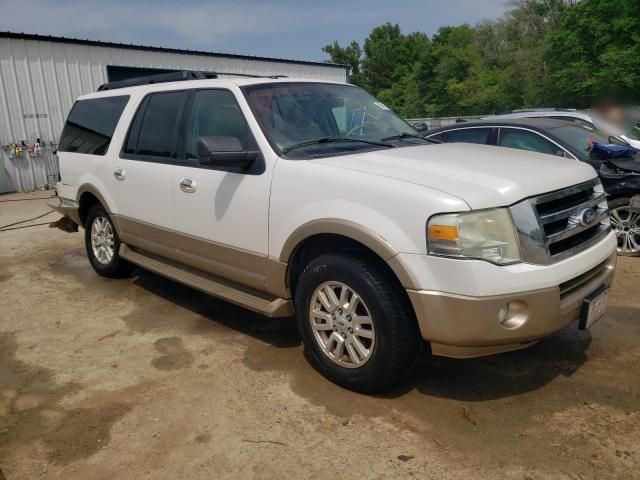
[535,189,592,217]
[510,178,611,265]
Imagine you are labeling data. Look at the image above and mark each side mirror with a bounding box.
[412,122,429,134]
[197,136,259,169]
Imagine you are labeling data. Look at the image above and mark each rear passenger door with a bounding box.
[170,88,271,291]
[111,90,188,259]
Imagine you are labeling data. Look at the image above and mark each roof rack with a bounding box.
[214,71,288,79]
[96,70,289,91]
[97,70,210,91]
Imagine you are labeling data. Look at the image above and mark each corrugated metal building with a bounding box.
[0,32,349,193]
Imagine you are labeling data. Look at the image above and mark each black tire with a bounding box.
[608,197,640,257]
[84,204,135,278]
[294,253,421,393]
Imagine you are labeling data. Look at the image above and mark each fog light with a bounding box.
[498,301,529,330]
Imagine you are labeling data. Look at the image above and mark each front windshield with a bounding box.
[548,125,611,157]
[242,82,421,157]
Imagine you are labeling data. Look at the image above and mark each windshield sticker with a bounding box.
[374,101,390,111]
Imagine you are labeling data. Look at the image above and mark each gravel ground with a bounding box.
[1,192,639,480]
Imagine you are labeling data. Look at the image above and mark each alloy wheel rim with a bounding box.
[91,216,115,265]
[610,206,640,254]
[309,281,375,368]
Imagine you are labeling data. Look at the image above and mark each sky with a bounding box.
[0,0,509,62]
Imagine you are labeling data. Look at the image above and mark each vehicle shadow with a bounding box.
[130,269,301,349]
[131,268,592,402]
[385,328,592,401]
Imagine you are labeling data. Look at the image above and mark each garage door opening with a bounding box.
[107,65,183,82]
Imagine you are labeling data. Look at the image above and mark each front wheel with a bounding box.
[84,204,135,277]
[294,253,421,393]
[609,197,640,256]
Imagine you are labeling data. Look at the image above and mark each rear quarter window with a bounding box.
[58,95,129,155]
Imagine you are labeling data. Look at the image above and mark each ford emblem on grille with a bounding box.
[577,208,597,226]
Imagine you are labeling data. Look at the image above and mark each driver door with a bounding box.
[171,88,272,291]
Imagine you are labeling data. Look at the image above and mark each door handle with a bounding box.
[113,168,126,181]
[179,178,196,193]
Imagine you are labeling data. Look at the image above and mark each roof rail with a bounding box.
[218,72,288,79]
[500,108,578,114]
[96,70,289,91]
[97,70,210,91]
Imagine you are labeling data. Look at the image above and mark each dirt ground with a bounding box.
[1,192,638,480]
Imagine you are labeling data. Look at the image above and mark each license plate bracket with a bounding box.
[579,286,609,330]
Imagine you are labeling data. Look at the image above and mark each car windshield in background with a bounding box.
[243,82,425,157]
[547,125,612,158]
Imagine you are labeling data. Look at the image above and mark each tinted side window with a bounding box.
[126,91,186,159]
[58,95,129,155]
[440,128,491,144]
[185,90,256,160]
[124,96,147,155]
[498,129,557,155]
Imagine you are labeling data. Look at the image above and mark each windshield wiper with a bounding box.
[381,132,432,143]
[281,136,395,154]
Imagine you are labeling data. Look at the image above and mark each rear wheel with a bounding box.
[84,204,135,277]
[609,197,640,256]
[294,253,421,393]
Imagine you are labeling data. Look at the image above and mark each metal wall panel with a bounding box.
[1,143,58,193]
[0,36,348,144]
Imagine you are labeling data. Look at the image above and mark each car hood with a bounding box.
[313,143,598,209]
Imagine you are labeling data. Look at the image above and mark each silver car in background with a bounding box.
[485,109,640,150]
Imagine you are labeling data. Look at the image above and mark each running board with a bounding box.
[120,245,294,318]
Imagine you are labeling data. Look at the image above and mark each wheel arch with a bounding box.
[76,184,114,229]
[279,219,420,299]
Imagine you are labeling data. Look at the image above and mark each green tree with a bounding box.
[359,23,403,94]
[370,29,430,115]
[414,25,509,116]
[322,40,363,86]
[546,0,640,106]
[320,0,640,117]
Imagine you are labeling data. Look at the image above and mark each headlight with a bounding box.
[427,208,521,265]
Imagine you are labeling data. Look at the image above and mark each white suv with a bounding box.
[53,74,617,392]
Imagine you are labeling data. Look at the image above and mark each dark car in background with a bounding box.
[426,119,640,256]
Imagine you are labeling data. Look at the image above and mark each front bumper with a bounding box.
[406,251,617,359]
